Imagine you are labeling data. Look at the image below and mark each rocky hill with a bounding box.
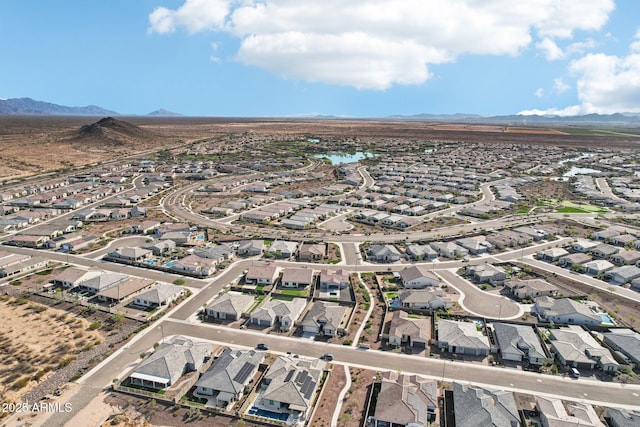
[73,117,153,146]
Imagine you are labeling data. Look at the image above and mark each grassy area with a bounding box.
[557,207,590,213]
[560,201,608,212]
[384,292,398,300]
[281,289,308,296]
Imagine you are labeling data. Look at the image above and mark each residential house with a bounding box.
[399,265,439,288]
[170,255,217,276]
[368,244,403,262]
[8,235,49,248]
[405,244,438,261]
[610,234,637,247]
[106,246,152,263]
[429,241,468,258]
[297,243,326,262]
[0,254,48,278]
[387,311,431,348]
[96,277,155,304]
[452,383,520,427]
[250,297,307,331]
[50,267,93,289]
[492,322,550,366]
[318,268,350,292]
[456,237,494,254]
[589,243,620,259]
[467,263,507,285]
[237,240,265,256]
[76,271,129,294]
[129,336,211,389]
[536,397,605,427]
[396,289,452,311]
[195,348,264,409]
[254,355,326,423]
[280,267,315,288]
[145,240,176,256]
[536,247,569,262]
[533,297,602,327]
[206,292,255,321]
[606,265,640,285]
[194,245,235,264]
[436,319,490,356]
[610,250,640,266]
[300,301,348,337]
[582,259,615,276]
[605,408,640,427]
[371,372,438,427]
[571,239,599,253]
[505,279,558,300]
[602,328,640,368]
[265,240,299,259]
[245,265,280,285]
[592,228,620,241]
[558,252,592,267]
[548,325,622,372]
[133,283,185,308]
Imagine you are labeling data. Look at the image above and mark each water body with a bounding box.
[562,166,602,177]
[314,151,374,165]
[558,153,594,165]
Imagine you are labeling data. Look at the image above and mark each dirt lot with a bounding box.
[0,295,102,410]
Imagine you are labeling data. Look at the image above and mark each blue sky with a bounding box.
[1,0,639,117]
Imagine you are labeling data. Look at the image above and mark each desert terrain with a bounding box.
[1,115,639,179]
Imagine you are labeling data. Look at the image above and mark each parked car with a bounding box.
[256,343,269,351]
[320,353,334,361]
[570,367,580,378]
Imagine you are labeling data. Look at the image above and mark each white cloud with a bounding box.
[535,88,544,98]
[631,29,640,52]
[536,38,564,60]
[520,51,640,116]
[149,0,231,34]
[553,78,570,94]
[149,0,615,89]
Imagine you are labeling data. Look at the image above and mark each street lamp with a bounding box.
[159,324,165,343]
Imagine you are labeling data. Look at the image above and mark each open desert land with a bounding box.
[2,116,640,180]
[0,295,102,414]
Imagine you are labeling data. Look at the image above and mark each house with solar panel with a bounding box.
[249,355,326,424]
[194,348,264,409]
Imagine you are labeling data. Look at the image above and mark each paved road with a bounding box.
[438,269,521,319]
[71,318,640,410]
[596,177,627,204]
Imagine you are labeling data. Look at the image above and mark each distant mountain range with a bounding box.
[2,97,640,124]
[147,108,182,117]
[0,97,182,117]
[0,97,118,116]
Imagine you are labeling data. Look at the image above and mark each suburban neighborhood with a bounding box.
[2,131,640,427]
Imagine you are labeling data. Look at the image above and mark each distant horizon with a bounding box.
[3,96,640,121]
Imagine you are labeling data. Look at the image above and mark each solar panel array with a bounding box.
[295,370,316,399]
[284,369,296,383]
[233,362,255,385]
